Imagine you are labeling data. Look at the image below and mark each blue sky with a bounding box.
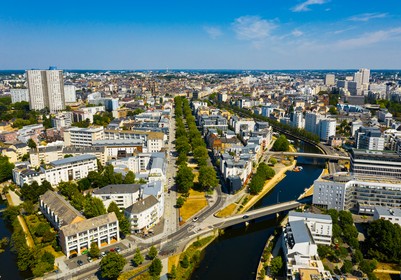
[1,0,401,69]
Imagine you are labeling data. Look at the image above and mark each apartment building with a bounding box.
[103,130,165,152]
[39,190,120,257]
[72,106,105,123]
[313,173,401,214]
[355,127,384,151]
[62,145,107,165]
[282,211,332,280]
[26,69,66,113]
[92,139,144,159]
[63,127,104,147]
[30,141,64,167]
[10,88,29,103]
[124,196,160,233]
[92,184,142,209]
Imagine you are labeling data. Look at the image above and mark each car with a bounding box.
[69,254,77,259]
[87,256,93,263]
[100,251,106,258]
[242,215,249,219]
[115,247,121,253]
[77,260,84,266]
[110,248,115,252]
[192,216,199,222]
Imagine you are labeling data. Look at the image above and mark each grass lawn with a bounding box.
[18,215,35,247]
[374,273,393,280]
[215,203,237,218]
[168,254,180,271]
[42,245,64,258]
[376,263,401,271]
[193,170,199,183]
[180,189,207,222]
[118,264,150,280]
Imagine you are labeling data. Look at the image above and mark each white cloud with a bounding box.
[348,13,388,22]
[335,27,401,48]
[292,29,304,37]
[292,0,329,12]
[204,26,222,39]
[232,16,276,41]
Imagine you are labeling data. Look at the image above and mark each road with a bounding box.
[267,151,348,160]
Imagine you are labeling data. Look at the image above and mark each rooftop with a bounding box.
[50,154,97,167]
[375,206,401,217]
[93,184,141,195]
[124,195,159,214]
[60,212,118,237]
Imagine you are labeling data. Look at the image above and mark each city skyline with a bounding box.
[1,0,401,69]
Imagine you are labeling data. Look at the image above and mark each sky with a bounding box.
[1,0,401,70]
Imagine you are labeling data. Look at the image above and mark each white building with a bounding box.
[104,130,165,153]
[313,173,401,214]
[64,127,104,147]
[73,106,105,123]
[26,69,66,113]
[282,211,332,280]
[92,184,142,209]
[325,74,335,86]
[373,206,401,226]
[93,139,145,160]
[10,88,29,103]
[64,84,77,103]
[124,196,161,233]
[291,111,305,129]
[305,112,322,136]
[319,119,336,141]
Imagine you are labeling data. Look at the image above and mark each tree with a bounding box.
[107,201,122,219]
[353,250,363,264]
[23,200,36,215]
[84,196,107,218]
[180,254,189,268]
[0,155,14,183]
[176,197,185,208]
[124,171,136,184]
[168,264,177,279]
[35,223,50,237]
[100,252,127,279]
[27,138,37,149]
[89,242,100,258]
[133,248,144,266]
[270,256,283,278]
[149,257,163,278]
[341,260,353,274]
[176,164,194,193]
[272,135,289,151]
[198,166,218,191]
[148,246,158,260]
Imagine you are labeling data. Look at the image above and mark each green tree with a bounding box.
[107,201,122,219]
[180,254,189,268]
[176,164,194,193]
[149,257,163,278]
[119,216,131,235]
[272,135,289,151]
[176,197,185,208]
[89,242,100,258]
[27,138,37,149]
[124,171,136,184]
[84,196,107,218]
[341,260,353,274]
[133,249,144,266]
[353,250,363,264]
[35,223,51,237]
[0,155,14,183]
[168,264,177,279]
[270,256,283,278]
[100,252,127,279]
[198,166,218,191]
[23,200,36,215]
[148,246,158,260]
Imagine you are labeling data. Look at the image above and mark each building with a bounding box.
[103,130,165,152]
[124,196,160,233]
[313,173,401,214]
[355,127,384,151]
[325,74,335,86]
[373,206,401,226]
[64,84,77,103]
[26,69,66,113]
[305,112,322,136]
[350,149,401,179]
[29,141,64,167]
[72,106,105,123]
[291,111,304,129]
[319,119,336,141]
[92,184,142,209]
[10,88,29,103]
[63,127,104,147]
[39,190,120,257]
[282,211,332,280]
[93,139,144,159]
[52,112,73,129]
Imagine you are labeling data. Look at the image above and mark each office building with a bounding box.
[26,69,66,113]
[355,127,384,151]
[313,173,401,214]
[282,211,332,280]
[10,89,29,103]
[350,149,401,179]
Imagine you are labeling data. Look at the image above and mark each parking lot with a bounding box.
[64,242,129,269]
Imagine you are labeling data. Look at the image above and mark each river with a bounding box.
[191,140,324,280]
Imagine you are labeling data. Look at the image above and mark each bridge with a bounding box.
[267,151,349,161]
[212,200,302,228]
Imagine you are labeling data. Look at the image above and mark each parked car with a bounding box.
[242,215,249,219]
[115,246,121,253]
[192,216,199,222]
[100,251,106,258]
[69,254,77,259]
[87,256,93,263]
[77,260,84,266]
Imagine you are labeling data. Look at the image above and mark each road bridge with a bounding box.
[213,200,302,228]
[267,151,349,161]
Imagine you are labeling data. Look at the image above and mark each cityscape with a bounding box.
[1,1,401,280]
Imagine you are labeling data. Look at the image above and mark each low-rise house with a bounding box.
[373,206,401,226]
[124,195,160,232]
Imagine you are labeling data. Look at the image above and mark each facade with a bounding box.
[350,149,401,179]
[305,112,322,136]
[92,184,142,209]
[319,119,336,141]
[26,69,66,113]
[64,84,76,103]
[29,141,64,167]
[355,126,384,151]
[63,127,104,147]
[282,211,332,280]
[103,130,165,152]
[291,111,304,129]
[124,196,160,232]
[325,74,335,86]
[313,173,401,214]
[373,206,401,226]
[10,88,29,103]
[93,139,144,159]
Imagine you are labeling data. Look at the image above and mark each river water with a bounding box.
[191,140,324,280]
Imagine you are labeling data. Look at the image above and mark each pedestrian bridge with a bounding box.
[213,200,302,229]
[267,151,349,161]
